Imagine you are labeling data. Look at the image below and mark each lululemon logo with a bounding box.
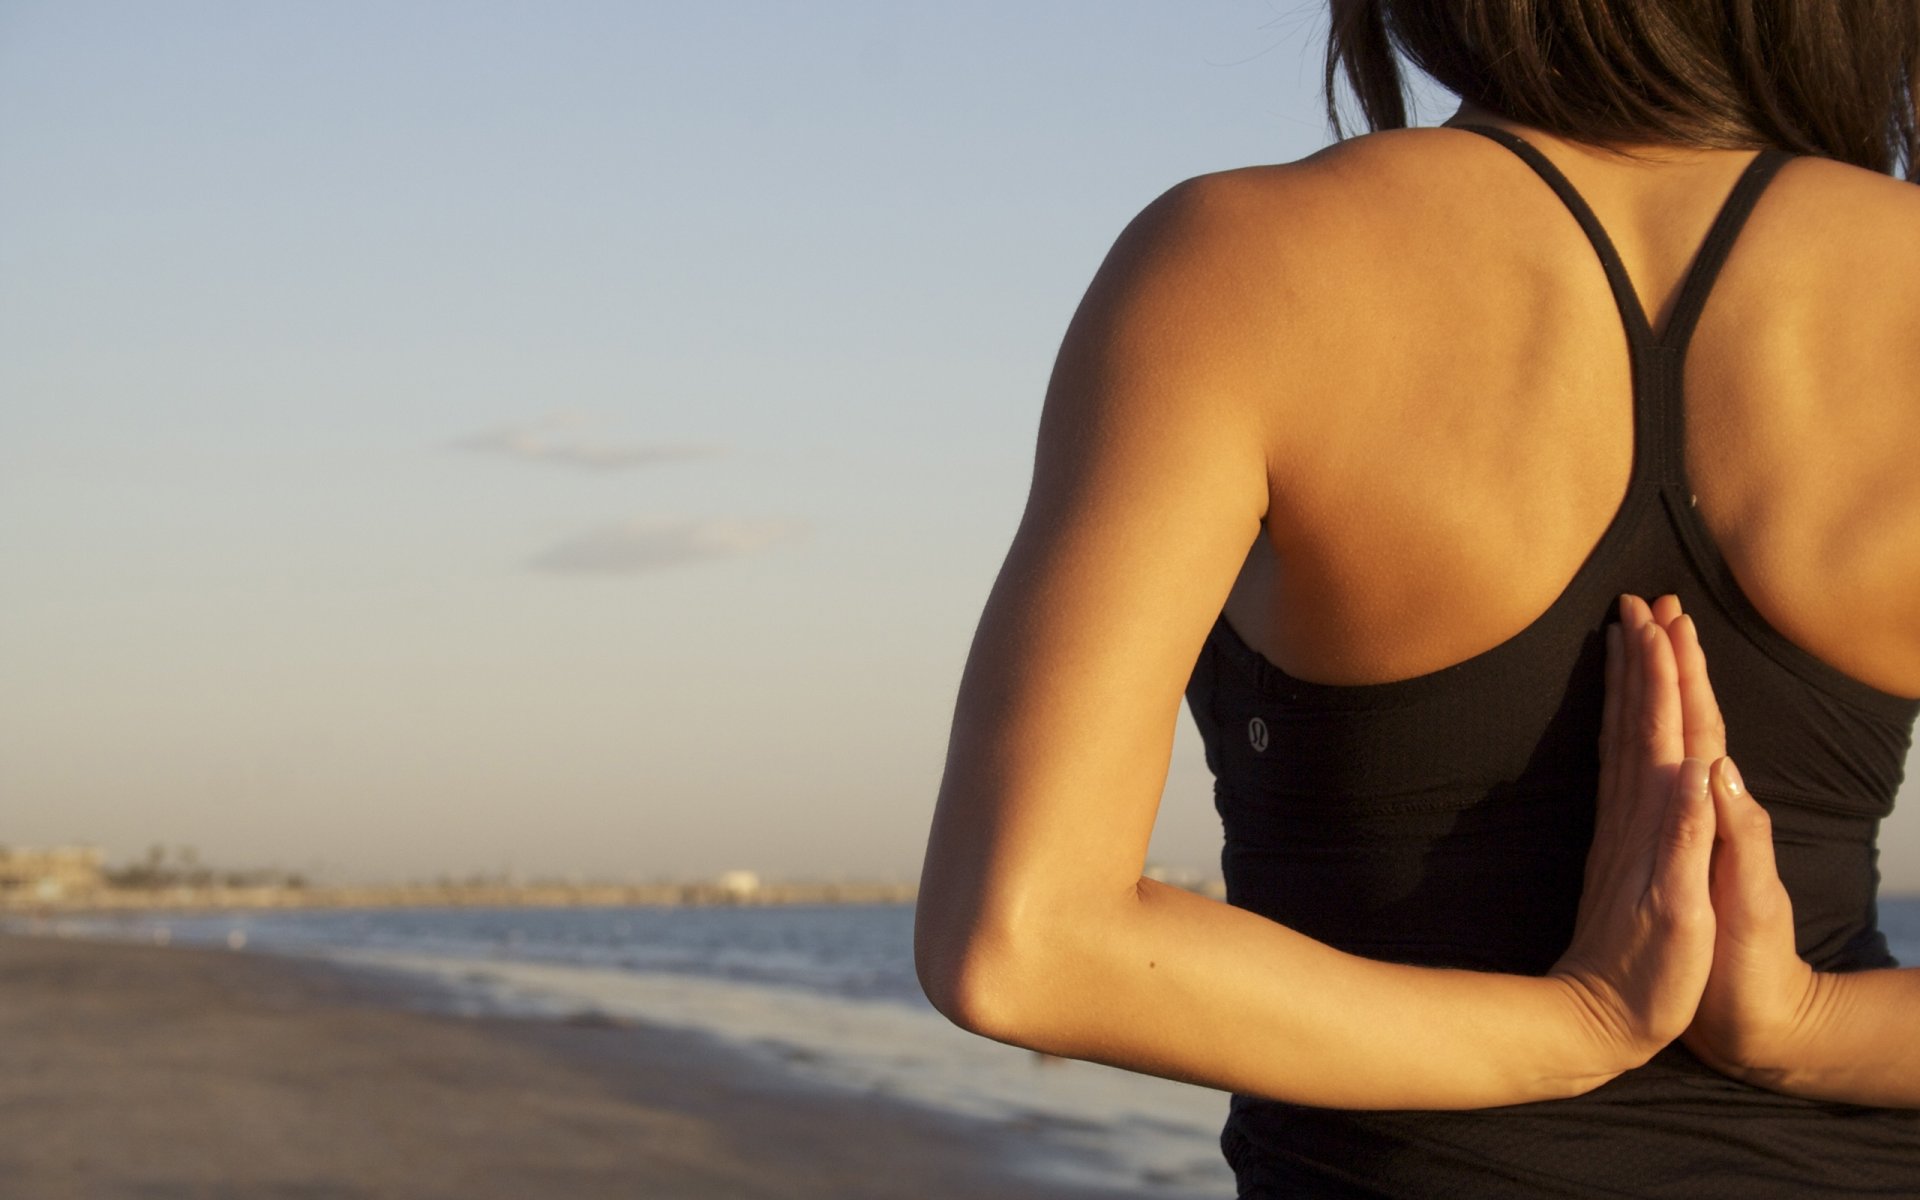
[1247,717,1269,753]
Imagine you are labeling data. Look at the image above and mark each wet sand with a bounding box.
[0,933,1169,1199]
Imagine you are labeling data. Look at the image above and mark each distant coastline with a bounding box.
[0,877,923,915]
[0,844,1228,914]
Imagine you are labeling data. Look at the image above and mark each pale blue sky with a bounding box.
[5,1,1917,887]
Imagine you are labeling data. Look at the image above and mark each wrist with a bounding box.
[1687,963,1835,1092]
[1539,971,1646,1094]
[1728,967,1845,1092]
[1361,966,1632,1106]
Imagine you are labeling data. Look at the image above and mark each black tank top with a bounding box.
[1184,124,1920,1198]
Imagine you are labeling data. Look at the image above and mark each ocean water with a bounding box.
[23,896,1920,1198]
[1876,894,1920,963]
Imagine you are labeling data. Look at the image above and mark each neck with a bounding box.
[1443,99,1507,129]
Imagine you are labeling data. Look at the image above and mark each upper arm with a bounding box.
[915,173,1285,1019]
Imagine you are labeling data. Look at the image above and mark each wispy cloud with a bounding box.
[454,412,720,471]
[531,517,805,574]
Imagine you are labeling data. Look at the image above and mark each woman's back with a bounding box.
[1180,116,1920,1196]
[1201,118,1920,700]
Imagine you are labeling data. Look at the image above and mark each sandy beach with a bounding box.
[0,933,1174,1199]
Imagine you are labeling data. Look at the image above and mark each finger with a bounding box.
[1629,621,1686,862]
[1650,593,1683,628]
[1709,756,1783,915]
[1621,593,1654,632]
[1616,607,1648,814]
[1653,756,1715,913]
[1637,620,1685,775]
[1669,614,1727,762]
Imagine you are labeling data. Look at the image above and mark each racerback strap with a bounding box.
[1450,122,1793,488]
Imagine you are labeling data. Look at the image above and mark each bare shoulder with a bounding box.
[1746,153,1920,414]
[1771,149,1920,216]
[1126,128,1466,264]
[1055,157,1339,416]
[1074,130,1462,392]
[1758,152,1920,289]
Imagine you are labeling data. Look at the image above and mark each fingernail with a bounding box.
[1679,757,1710,797]
[1722,757,1745,797]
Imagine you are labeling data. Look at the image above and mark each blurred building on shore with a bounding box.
[715,869,761,899]
[1144,861,1228,900]
[0,845,105,902]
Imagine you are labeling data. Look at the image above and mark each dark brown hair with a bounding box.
[1324,0,1920,179]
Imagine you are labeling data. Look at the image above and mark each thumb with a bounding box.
[1655,757,1715,911]
[1710,756,1780,914]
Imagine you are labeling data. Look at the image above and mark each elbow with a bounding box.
[913,906,1039,1043]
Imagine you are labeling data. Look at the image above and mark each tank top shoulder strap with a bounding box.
[1450,123,1659,349]
[1449,122,1793,487]
[1658,147,1796,355]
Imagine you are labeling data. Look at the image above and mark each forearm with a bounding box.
[926,877,1633,1110]
[1739,967,1920,1107]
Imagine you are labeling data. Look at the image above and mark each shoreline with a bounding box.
[0,931,1210,1199]
[0,879,924,913]
[0,876,1227,915]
